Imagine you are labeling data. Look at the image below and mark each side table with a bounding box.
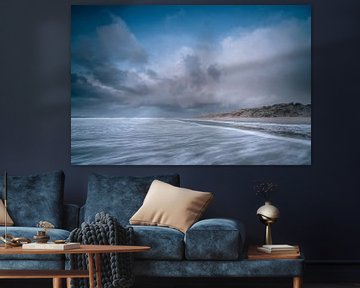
[0,244,150,288]
[247,245,303,288]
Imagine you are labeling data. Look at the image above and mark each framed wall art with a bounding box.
[71,5,311,165]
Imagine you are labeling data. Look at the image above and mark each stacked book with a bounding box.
[257,244,299,255]
[248,244,300,260]
[22,242,80,250]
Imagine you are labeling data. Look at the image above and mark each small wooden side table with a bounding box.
[0,244,150,288]
[247,245,303,288]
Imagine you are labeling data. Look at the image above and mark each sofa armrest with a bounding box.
[79,205,85,224]
[184,218,246,260]
[63,204,80,231]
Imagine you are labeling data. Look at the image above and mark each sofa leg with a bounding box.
[53,278,62,288]
[293,276,302,288]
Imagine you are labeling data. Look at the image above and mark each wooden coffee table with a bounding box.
[0,244,150,288]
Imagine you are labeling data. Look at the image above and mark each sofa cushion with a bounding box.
[0,260,65,270]
[84,174,180,225]
[130,225,184,260]
[0,199,14,226]
[0,227,70,261]
[133,258,304,277]
[184,218,245,260]
[0,171,64,227]
[130,180,213,233]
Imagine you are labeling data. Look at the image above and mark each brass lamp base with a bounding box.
[265,223,272,245]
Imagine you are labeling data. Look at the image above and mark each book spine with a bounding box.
[23,245,61,250]
[257,247,299,254]
[22,243,80,250]
[256,247,272,254]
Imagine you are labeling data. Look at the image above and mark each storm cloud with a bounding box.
[72,16,148,68]
[71,6,311,118]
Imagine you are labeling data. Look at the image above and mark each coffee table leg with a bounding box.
[95,253,102,288]
[88,253,95,288]
[293,276,302,288]
[66,277,72,288]
[52,278,62,288]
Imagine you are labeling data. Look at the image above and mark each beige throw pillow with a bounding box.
[130,180,213,233]
[0,199,14,226]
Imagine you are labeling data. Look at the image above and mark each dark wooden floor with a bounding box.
[1,279,360,288]
[306,285,360,288]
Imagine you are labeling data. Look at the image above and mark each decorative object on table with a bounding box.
[33,230,50,243]
[248,245,300,260]
[69,212,134,288]
[0,234,31,247]
[257,244,299,254]
[37,220,55,232]
[22,242,80,250]
[33,220,55,243]
[54,239,67,244]
[254,181,280,245]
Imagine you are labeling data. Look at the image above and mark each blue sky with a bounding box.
[71,5,311,118]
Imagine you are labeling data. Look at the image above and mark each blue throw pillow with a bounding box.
[0,171,65,227]
[84,174,180,225]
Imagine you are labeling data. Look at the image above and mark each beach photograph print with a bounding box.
[71,5,311,165]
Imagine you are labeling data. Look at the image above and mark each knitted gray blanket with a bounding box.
[68,212,134,288]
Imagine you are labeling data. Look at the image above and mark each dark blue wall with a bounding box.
[0,0,359,262]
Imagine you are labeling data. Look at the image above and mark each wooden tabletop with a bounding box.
[247,245,301,260]
[0,245,150,255]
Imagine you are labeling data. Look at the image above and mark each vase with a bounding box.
[33,230,50,243]
[256,201,280,245]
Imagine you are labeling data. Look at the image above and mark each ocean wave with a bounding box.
[180,119,311,140]
[71,118,311,165]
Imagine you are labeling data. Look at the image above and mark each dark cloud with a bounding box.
[207,64,221,81]
[71,73,100,100]
[96,17,148,64]
[92,66,127,89]
[72,14,153,117]
[91,65,150,97]
[71,73,114,117]
[72,15,311,118]
[183,54,207,90]
[72,16,148,69]
[146,69,158,80]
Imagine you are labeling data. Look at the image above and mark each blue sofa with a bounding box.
[0,171,78,270]
[0,171,303,287]
[81,173,304,283]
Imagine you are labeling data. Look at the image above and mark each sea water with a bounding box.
[71,118,311,165]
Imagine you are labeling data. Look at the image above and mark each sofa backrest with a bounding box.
[82,173,180,226]
[0,170,65,228]
[63,203,80,231]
